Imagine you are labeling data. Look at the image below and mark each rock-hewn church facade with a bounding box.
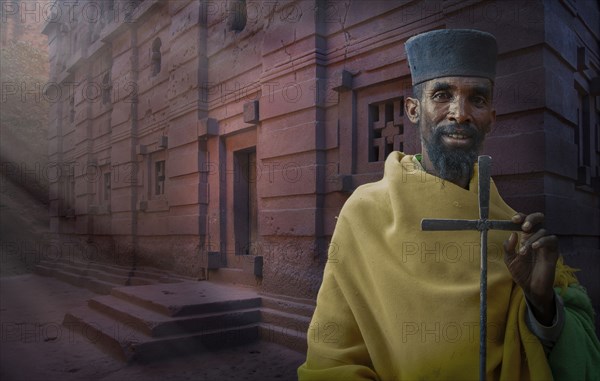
[42,0,599,310]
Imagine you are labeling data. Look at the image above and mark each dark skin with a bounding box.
[405,76,559,326]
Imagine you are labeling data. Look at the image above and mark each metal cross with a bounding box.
[421,155,520,381]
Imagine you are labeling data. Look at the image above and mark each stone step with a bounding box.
[261,295,315,318]
[39,261,157,287]
[134,324,259,363]
[39,259,189,283]
[89,295,260,337]
[261,308,311,333]
[208,267,257,288]
[260,291,316,306]
[64,305,260,362]
[83,260,193,281]
[109,282,262,317]
[63,305,142,361]
[259,323,307,354]
[35,264,116,294]
[256,293,313,353]
[34,258,195,295]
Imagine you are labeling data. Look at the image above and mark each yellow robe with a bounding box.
[298,152,553,380]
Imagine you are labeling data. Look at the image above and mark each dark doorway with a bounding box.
[234,148,257,255]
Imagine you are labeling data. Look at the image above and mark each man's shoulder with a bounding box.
[340,152,415,213]
[346,151,417,206]
[342,178,394,213]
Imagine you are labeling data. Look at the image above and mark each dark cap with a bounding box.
[405,29,498,86]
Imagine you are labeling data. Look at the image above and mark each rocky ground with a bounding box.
[0,175,305,381]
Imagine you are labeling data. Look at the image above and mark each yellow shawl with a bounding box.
[299,152,555,380]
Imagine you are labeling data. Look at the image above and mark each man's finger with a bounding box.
[531,235,559,252]
[522,212,545,232]
[520,228,547,254]
[511,213,527,224]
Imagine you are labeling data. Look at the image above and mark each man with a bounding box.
[298,29,599,380]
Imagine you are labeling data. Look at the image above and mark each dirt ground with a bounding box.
[0,175,305,381]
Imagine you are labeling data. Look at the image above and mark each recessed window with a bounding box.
[151,38,162,76]
[368,98,405,162]
[103,172,111,201]
[155,160,165,195]
[228,0,247,32]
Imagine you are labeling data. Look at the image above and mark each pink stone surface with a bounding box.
[33,0,598,316]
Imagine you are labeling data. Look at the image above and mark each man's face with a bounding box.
[408,76,496,182]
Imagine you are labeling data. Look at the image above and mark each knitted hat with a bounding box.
[405,29,498,86]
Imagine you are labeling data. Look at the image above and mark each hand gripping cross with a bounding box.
[421,156,520,381]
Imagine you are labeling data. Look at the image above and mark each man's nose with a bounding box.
[447,97,471,124]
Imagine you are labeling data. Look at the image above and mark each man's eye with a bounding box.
[432,92,451,101]
[472,96,487,106]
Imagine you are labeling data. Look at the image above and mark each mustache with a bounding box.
[434,123,480,137]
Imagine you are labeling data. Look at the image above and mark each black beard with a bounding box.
[422,123,484,183]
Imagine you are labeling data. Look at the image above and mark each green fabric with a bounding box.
[550,285,600,380]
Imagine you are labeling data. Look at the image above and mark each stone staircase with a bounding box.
[34,259,195,294]
[63,281,262,362]
[35,259,316,360]
[259,292,315,354]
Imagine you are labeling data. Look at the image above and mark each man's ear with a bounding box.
[405,97,420,124]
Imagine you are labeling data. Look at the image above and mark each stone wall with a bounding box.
[41,1,599,317]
